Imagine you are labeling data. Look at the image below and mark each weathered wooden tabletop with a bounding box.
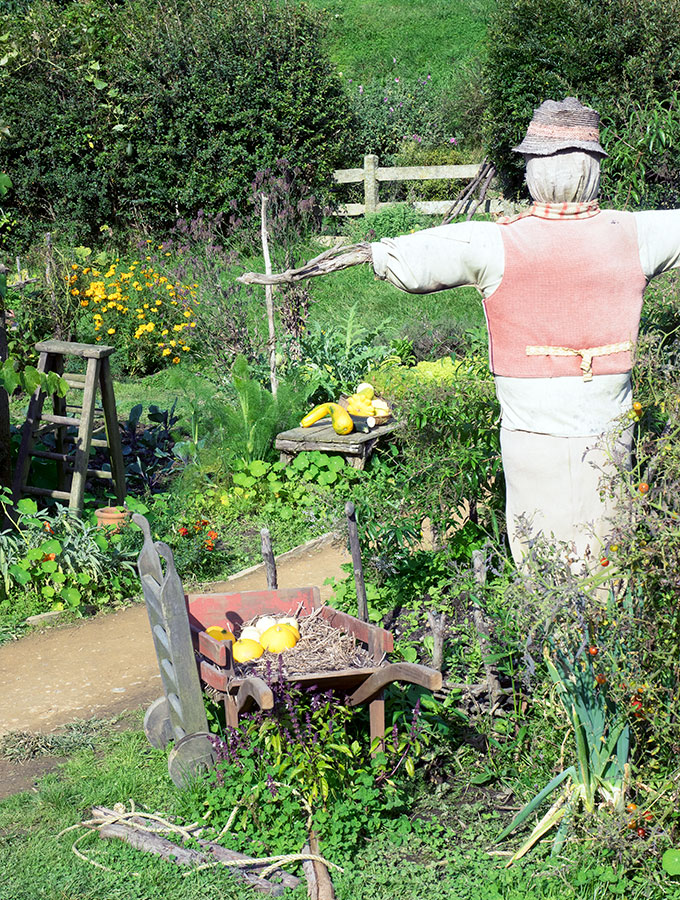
[275,419,401,468]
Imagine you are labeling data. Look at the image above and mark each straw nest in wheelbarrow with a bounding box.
[234,604,380,680]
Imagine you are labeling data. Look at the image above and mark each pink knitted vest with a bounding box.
[484,211,647,378]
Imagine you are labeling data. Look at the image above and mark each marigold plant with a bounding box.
[68,254,199,375]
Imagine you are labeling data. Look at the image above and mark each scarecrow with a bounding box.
[241,98,680,564]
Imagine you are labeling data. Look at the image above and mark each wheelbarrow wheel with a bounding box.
[143,696,174,749]
[167,732,217,789]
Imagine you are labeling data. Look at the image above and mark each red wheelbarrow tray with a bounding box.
[188,585,442,743]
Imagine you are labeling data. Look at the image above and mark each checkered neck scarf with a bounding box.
[499,201,601,225]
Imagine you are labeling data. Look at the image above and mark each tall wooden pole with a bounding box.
[259,194,278,398]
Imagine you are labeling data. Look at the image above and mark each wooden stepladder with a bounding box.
[12,340,126,513]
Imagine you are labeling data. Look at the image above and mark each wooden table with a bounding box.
[275,419,401,469]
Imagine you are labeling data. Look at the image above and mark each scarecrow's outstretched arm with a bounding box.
[238,241,371,285]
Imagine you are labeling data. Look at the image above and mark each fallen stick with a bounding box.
[91,806,299,889]
[97,820,286,895]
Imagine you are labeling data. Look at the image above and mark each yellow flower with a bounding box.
[189,322,196,328]
[170,340,176,347]
[146,322,155,331]
[80,300,89,307]
[162,348,171,356]
[71,289,80,296]
[161,329,169,336]
[172,356,180,364]
[71,264,79,270]
[183,310,191,318]
[107,328,116,335]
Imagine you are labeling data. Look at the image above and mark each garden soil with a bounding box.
[0,536,350,797]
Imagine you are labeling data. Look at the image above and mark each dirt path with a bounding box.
[0,535,350,739]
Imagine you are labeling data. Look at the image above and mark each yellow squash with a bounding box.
[232,638,265,663]
[300,403,332,427]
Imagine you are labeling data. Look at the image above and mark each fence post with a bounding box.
[364,154,379,214]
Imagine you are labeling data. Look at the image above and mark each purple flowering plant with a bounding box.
[197,657,426,861]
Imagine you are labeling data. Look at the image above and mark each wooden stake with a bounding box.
[345,501,368,622]
[261,527,278,589]
[260,194,278,398]
[471,548,503,708]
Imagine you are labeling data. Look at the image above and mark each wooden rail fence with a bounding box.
[333,153,510,217]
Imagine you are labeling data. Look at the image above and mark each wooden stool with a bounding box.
[275,419,402,470]
[12,340,126,513]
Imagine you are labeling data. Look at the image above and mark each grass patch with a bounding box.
[307,0,492,83]
[0,720,665,900]
[308,261,485,340]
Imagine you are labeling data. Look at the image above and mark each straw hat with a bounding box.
[512,97,607,158]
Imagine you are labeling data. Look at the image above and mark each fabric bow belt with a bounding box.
[525,340,633,381]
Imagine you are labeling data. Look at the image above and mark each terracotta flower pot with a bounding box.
[95,505,129,532]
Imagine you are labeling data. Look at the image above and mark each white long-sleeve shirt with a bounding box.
[372,211,680,436]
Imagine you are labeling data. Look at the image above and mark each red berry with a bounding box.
[596,674,606,685]
[600,557,609,567]
[638,482,649,494]
[636,826,646,838]
[588,646,599,656]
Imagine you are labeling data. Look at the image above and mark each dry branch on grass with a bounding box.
[57,803,343,895]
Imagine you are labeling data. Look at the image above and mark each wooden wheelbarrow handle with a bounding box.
[347,663,442,707]
[236,676,274,715]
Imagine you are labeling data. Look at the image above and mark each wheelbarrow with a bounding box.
[134,515,442,787]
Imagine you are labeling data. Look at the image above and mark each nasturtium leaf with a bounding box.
[17,497,38,515]
[8,564,31,585]
[662,849,680,876]
[60,587,81,606]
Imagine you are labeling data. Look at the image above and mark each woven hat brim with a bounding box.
[512,137,608,157]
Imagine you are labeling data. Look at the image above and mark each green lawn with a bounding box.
[307,0,493,83]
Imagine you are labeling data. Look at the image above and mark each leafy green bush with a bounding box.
[483,0,680,205]
[346,69,458,161]
[0,0,354,248]
[0,492,139,638]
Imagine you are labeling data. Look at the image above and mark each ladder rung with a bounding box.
[64,379,85,389]
[42,414,82,427]
[64,372,87,382]
[63,435,109,448]
[87,468,113,480]
[23,486,71,500]
[31,450,70,462]
[65,405,103,413]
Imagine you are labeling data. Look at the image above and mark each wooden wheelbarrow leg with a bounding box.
[225,677,275,728]
[346,663,443,749]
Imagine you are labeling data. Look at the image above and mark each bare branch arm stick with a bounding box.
[238,242,372,286]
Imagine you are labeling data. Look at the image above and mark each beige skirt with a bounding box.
[501,426,633,565]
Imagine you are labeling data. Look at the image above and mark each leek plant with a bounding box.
[498,644,630,865]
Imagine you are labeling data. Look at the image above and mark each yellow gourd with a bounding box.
[300,403,332,427]
[301,402,353,435]
[206,626,236,642]
[355,382,375,400]
[277,616,300,638]
[260,624,298,653]
[327,403,354,435]
[232,638,265,663]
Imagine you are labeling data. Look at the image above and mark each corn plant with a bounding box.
[498,644,630,865]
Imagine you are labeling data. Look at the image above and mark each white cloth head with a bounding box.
[524,150,601,203]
